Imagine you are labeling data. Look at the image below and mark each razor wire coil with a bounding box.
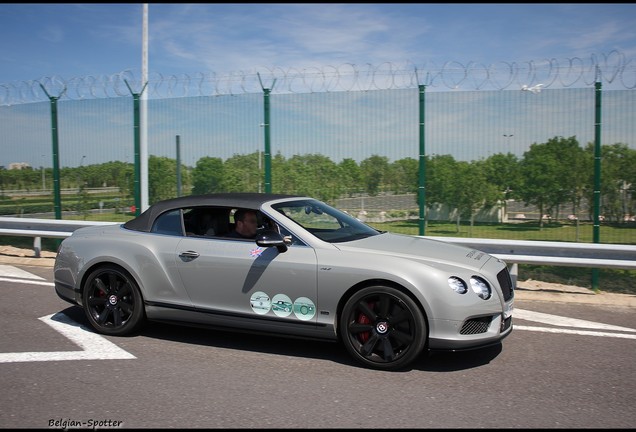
[1,50,634,106]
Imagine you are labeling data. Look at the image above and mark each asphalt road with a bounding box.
[1,263,635,429]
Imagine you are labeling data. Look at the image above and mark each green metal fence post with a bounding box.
[124,79,148,216]
[39,84,66,220]
[133,91,141,215]
[263,87,272,193]
[258,73,276,194]
[418,83,427,236]
[592,78,602,291]
[176,135,182,197]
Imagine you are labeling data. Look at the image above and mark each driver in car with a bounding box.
[226,209,259,239]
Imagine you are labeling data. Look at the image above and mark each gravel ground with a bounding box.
[0,245,57,259]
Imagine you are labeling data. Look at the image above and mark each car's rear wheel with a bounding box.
[340,286,427,370]
[82,265,145,336]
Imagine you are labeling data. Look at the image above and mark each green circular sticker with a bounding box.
[271,294,293,317]
[249,291,271,315]
[293,297,316,321]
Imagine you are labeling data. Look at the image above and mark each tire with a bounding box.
[82,265,145,336]
[339,286,427,370]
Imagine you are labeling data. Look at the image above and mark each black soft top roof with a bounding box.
[123,192,303,232]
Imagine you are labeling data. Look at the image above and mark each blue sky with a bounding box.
[1,3,635,85]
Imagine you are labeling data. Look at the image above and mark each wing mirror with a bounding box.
[255,230,288,253]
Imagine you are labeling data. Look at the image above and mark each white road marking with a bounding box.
[0,265,135,363]
[0,264,44,280]
[514,325,636,339]
[0,277,54,286]
[514,308,636,333]
[0,313,136,363]
[0,264,52,286]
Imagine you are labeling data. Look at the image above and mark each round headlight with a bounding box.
[448,276,467,294]
[470,276,491,300]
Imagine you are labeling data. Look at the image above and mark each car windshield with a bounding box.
[272,199,381,243]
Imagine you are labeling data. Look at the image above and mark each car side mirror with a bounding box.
[255,230,288,253]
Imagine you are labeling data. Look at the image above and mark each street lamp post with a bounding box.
[79,155,86,190]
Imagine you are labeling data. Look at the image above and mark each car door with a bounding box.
[175,236,319,323]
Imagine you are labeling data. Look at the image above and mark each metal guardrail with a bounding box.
[425,236,636,270]
[1,217,635,271]
[0,217,117,257]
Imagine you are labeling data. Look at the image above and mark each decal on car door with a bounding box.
[249,292,315,320]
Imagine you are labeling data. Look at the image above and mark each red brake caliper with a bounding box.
[356,302,374,343]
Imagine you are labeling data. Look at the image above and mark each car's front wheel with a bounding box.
[82,265,145,336]
[340,286,427,370]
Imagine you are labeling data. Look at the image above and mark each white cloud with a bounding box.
[40,25,64,44]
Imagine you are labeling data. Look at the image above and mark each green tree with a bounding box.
[447,161,500,234]
[481,153,521,201]
[192,156,225,194]
[480,152,522,225]
[76,183,91,220]
[519,136,582,229]
[223,152,262,193]
[360,155,389,196]
[338,158,362,197]
[148,155,178,204]
[585,143,636,222]
[388,157,418,195]
[0,167,5,195]
[271,151,287,194]
[279,154,341,201]
[426,154,458,213]
[561,141,588,240]
[552,137,586,221]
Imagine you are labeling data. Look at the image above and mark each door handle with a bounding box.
[179,250,200,261]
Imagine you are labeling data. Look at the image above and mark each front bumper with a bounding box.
[427,311,513,351]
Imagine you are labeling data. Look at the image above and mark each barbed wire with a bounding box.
[1,50,634,106]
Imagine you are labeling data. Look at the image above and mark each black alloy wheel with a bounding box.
[340,286,427,370]
[82,265,145,336]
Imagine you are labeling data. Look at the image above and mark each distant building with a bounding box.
[8,162,31,170]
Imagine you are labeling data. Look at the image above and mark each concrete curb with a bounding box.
[0,254,56,267]
[514,286,636,308]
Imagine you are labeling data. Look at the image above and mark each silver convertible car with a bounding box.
[54,193,514,370]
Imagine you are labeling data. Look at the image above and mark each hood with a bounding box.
[336,232,493,272]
